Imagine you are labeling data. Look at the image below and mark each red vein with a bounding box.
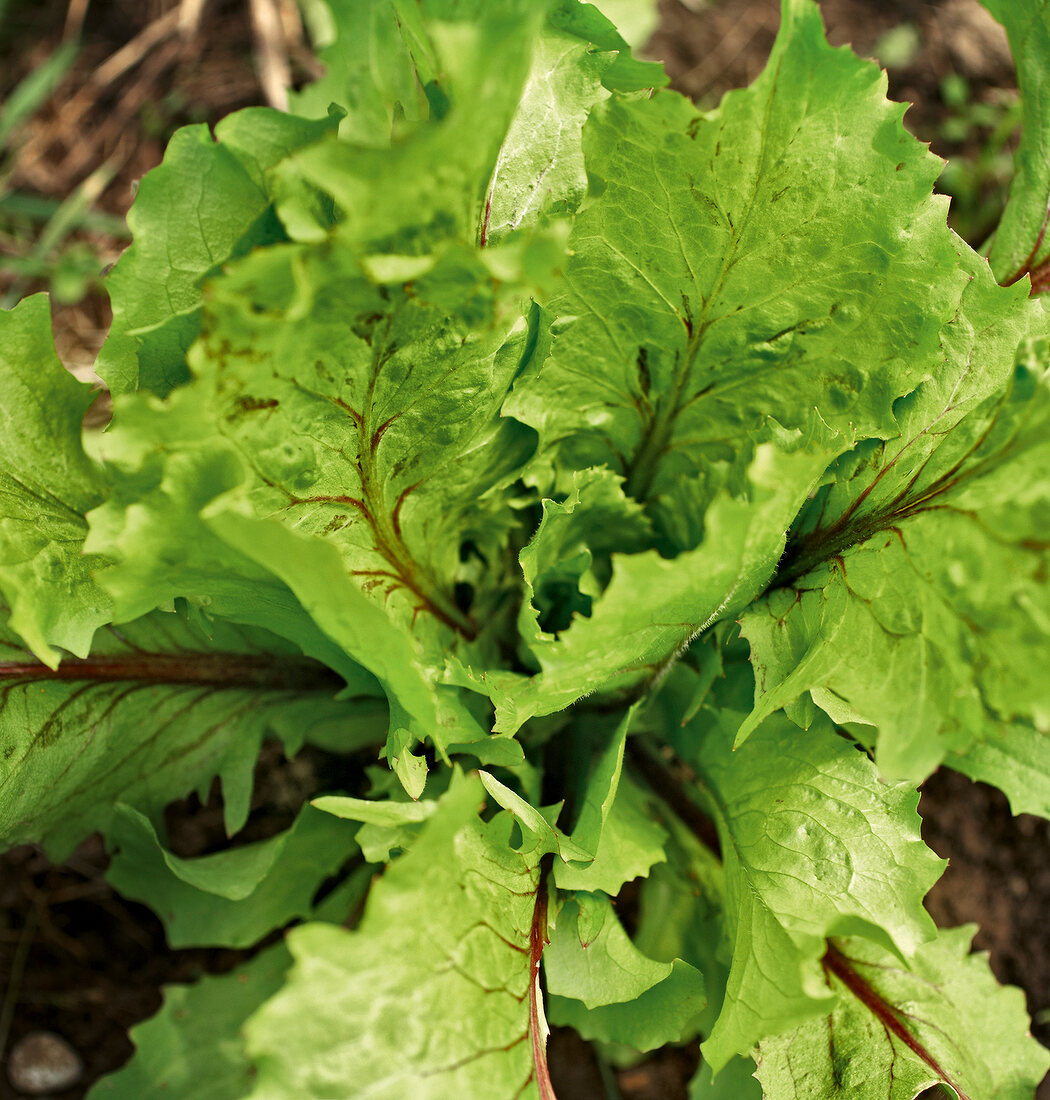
[775,380,1018,590]
[529,866,558,1100]
[479,193,493,249]
[823,943,971,1100]
[0,653,344,692]
[1004,197,1050,290]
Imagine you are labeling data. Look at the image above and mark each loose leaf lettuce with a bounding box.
[509,0,965,522]
[4,0,1050,1093]
[187,240,536,648]
[97,110,341,397]
[488,0,977,724]
[489,441,830,730]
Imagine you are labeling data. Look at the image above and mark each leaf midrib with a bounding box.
[622,59,786,507]
[0,652,344,692]
[773,380,1034,590]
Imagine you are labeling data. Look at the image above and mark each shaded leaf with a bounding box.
[554,773,667,895]
[548,961,707,1053]
[688,1056,762,1100]
[545,892,703,1004]
[518,468,651,646]
[106,803,360,948]
[0,605,373,857]
[949,718,1050,818]
[544,893,705,1051]
[86,942,292,1100]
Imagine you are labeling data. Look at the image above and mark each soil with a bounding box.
[0,1,1046,1097]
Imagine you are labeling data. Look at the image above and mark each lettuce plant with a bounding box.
[4,1,1050,1095]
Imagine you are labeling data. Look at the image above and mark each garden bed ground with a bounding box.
[0,1,1045,1096]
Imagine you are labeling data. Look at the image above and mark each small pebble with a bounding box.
[7,1031,82,1095]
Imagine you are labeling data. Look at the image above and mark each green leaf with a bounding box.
[83,387,370,688]
[0,294,110,665]
[980,0,1050,291]
[96,110,340,397]
[479,769,592,862]
[518,468,651,646]
[0,604,375,857]
[447,732,527,767]
[312,790,437,861]
[658,661,944,1072]
[290,0,659,249]
[546,1,667,92]
[628,756,762,1083]
[287,0,429,140]
[554,774,667,895]
[94,229,550,706]
[94,389,480,786]
[577,0,660,52]
[559,706,635,857]
[189,240,536,648]
[631,830,727,1036]
[270,5,545,248]
[754,928,1050,1099]
[105,803,359,948]
[544,894,705,1051]
[549,961,707,1052]
[949,718,1050,818]
[740,274,1050,780]
[86,942,292,1100]
[688,1057,762,1099]
[204,510,443,747]
[244,772,551,1100]
[545,893,702,1005]
[482,2,649,245]
[311,793,436,827]
[85,386,457,791]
